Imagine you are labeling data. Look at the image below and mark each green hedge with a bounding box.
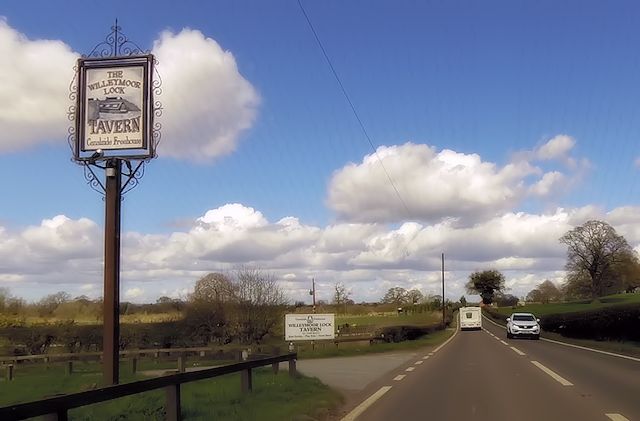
[482,307,507,323]
[379,313,453,343]
[540,303,640,341]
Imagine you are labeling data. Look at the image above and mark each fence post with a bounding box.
[131,357,137,374]
[272,362,279,375]
[241,368,253,393]
[177,355,185,373]
[66,361,73,376]
[288,358,297,378]
[6,364,14,381]
[165,384,182,421]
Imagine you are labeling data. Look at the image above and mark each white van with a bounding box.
[459,307,482,330]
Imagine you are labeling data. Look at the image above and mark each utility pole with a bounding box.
[311,278,316,313]
[441,253,445,328]
[310,278,316,351]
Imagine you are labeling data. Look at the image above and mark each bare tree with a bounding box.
[381,287,408,306]
[406,289,424,304]
[560,220,633,298]
[526,280,562,304]
[230,267,289,343]
[332,283,351,305]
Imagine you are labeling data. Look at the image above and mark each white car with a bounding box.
[506,313,540,339]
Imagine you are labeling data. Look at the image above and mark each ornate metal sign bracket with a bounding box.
[68,20,162,197]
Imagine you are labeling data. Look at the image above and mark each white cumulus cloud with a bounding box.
[327,143,538,224]
[0,18,78,152]
[152,29,260,162]
[535,134,575,161]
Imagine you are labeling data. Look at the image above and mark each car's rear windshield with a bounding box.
[513,315,535,321]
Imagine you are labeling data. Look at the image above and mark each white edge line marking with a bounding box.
[393,375,405,381]
[500,340,509,345]
[605,413,630,421]
[341,386,393,421]
[415,360,423,365]
[405,367,415,372]
[482,314,640,363]
[531,361,573,386]
[510,346,525,356]
[431,319,460,353]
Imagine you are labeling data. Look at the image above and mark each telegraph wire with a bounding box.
[296,0,413,222]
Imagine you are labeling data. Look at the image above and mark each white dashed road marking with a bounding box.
[500,340,509,345]
[422,355,430,360]
[405,367,415,372]
[341,386,393,421]
[415,360,423,365]
[605,414,630,421]
[510,346,526,356]
[531,361,573,386]
[393,375,406,381]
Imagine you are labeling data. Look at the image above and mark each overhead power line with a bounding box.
[296,0,413,221]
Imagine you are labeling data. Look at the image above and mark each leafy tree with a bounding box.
[613,251,640,293]
[465,270,505,304]
[184,272,234,344]
[560,220,633,298]
[459,296,467,307]
[381,287,408,306]
[406,289,424,304]
[526,280,562,304]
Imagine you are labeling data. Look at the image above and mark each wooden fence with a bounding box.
[0,352,297,421]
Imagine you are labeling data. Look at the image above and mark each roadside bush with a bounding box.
[482,307,507,323]
[379,313,452,343]
[540,303,640,341]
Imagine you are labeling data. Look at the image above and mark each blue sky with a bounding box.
[1,0,640,303]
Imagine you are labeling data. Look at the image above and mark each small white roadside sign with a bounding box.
[285,313,335,341]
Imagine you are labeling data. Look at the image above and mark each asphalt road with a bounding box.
[342,319,639,421]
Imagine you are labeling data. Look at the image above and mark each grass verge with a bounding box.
[0,363,342,420]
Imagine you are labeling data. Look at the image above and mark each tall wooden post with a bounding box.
[103,159,122,385]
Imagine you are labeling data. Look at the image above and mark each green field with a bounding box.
[336,311,440,327]
[492,292,640,317]
[0,361,342,420]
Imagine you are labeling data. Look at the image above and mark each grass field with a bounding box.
[0,361,342,420]
[492,292,640,317]
[335,311,440,327]
[294,326,456,360]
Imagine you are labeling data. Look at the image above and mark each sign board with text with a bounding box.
[75,55,154,160]
[285,313,335,341]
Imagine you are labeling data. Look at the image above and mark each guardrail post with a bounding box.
[288,358,297,378]
[177,355,185,373]
[272,361,279,375]
[66,361,73,376]
[6,364,14,381]
[241,368,253,393]
[165,384,182,421]
[131,357,137,374]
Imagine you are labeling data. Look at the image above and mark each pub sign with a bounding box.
[75,55,154,160]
